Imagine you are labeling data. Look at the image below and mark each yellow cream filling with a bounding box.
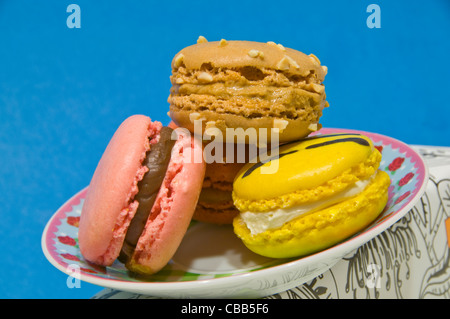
[233,170,391,258]
[240,174,375,235]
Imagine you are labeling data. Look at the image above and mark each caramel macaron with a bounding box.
[194,161,245,225]
[168,38,329,143]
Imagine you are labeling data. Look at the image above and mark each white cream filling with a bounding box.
[240,174,376,235]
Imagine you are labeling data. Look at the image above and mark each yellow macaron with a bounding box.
[232,133,391,258]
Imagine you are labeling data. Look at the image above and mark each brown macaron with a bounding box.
[168,38,329,143]
[194,160,245,225]
[193,139,256,225]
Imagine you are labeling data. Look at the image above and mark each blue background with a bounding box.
[0,0,449,298]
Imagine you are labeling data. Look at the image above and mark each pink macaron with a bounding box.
[78,114,206,275]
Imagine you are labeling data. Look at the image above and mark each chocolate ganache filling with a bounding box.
[118,126,176,264]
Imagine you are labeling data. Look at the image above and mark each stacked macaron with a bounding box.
[168,38,329,143]
[168,37,331,225]
[194,160,245,225]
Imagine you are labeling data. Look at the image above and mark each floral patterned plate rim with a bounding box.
[42,128,428,298]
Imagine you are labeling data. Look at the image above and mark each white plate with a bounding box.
[42,128,428,298]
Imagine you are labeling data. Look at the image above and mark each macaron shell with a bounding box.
[78,115,162,265]
[193,141,249,225]
[172,40,326,79]
[193,161,245,224]
[192,205,238,225]
[234,134,375,200]
[233,134,381,212]
[233,170,390,258]
[127,131,206,274]
[169,109,320,144]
